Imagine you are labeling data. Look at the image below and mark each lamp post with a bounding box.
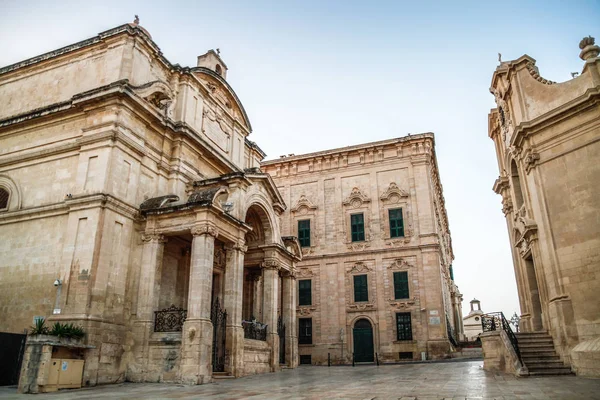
[510,312,520,333]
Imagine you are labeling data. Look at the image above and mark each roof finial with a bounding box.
[216,48,221,55]
[133,15,139,25]
[579,35,599,61]
[498,52,502,63]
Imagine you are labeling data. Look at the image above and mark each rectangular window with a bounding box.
[393,271,409,299]
[396,312,413,341]
[298,279,312,306]
[298,219,311,247]
[353,274,368,302]
[389,208,405,238]
[299,355,312,364]
[299,318,312,344]
[350,213,365,242]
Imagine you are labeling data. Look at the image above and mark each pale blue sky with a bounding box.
[1,0,598,319]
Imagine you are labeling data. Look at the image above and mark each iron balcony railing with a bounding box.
[481,311,522,364]
[154,305,187,332]
[242,320,268,341]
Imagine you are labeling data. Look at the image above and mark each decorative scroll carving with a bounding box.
[388,299,416,308]
[141,233,167,243]
[387,258,414,270]
[347,262,372,274]
[297,307,316,316]
[347,242,370,251]
[261,259,280,270]
[380,182,409,203]
[524,152,540,174]
[342,187,370,209]
[525,62,556,85]
[291,194,318,214]
[296,268,314,278]
[347,303,375,312]
[190,224,218,238]
[154,305,187,332]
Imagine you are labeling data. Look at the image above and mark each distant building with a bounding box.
[488,35,600,377]
[462,299,484,342]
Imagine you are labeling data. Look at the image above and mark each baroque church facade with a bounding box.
[488,36,600,376]
[0,21,462,387]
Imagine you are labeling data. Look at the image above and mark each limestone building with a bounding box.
[462,299,484,342]
[488,36,600,376]
[262,135,464,364]
[0,21,301,387]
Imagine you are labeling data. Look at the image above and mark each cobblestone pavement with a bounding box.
[1,361,600,399]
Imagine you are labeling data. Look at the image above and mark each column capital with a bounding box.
[141,232,167,243]
[226,239,247,253]
[261,259,280,270]
[191,223,219,238]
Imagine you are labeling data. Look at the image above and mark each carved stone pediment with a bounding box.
[347,242,370,252]
[296,268,314,278]
[347,303,375,312]
[380,182,409,203]
[343,187,370,208]
[291,195,317,214]
[297,307,316,316]
[388,299,416,309]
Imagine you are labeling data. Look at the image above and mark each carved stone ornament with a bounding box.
[301,247,314,256]
[347,262,372,274]
[525,62,555,85]
[141,233,167,243]
[491,87,514,146]
[380,182,409,203]
[290,194,318,214]
[342,187,370,209]
[579,36,599,61]
[347,303,375,312]
[387,258,414,270]
[502,197,514,216]
[296,268,314,278]
[347,242,371,251]
[524,151,540,174]
[261,259,280,270]
[213,247,226,269]
[297,307,316,316]
[384,237,411,247]
[190,224,218,238]
[202,107,232,135]
[388,299,416,308]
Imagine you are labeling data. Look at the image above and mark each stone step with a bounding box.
[525,360,569,368]
[521,354,560,361]
[212,372,234,380]
[519,343,555,350]
[516,333,552,340]
[528,368,573,376]
[519,339,554,345]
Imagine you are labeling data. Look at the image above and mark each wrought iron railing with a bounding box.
[481,311,522,364]
[446,315,458,348]
[242,320,268,341]
[154,305,187,332]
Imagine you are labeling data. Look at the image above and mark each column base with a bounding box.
[225,325,244,377]
[180,318,213,385]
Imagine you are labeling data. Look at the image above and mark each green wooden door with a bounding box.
[353,319,374,362]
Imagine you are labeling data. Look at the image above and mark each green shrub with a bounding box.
[49,322,85,339]
[30,318,49,335]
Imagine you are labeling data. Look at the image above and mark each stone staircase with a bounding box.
[516,332,572,376]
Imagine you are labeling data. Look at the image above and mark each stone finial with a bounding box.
[579,35,599,61]
[133,15,139,25]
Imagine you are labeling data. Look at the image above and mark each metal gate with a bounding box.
[278,315,286,365]
[211,298,227,372]
[0,332,26,386]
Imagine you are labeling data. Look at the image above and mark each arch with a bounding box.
[243,190,280,245]
[0,175,21,212]
[354,318,372,329]
[215,64,222,76]
[244,200,276,246]
[510,159,524,209]
[352,318,374,362]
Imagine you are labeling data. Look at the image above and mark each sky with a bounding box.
[1,0,598,320]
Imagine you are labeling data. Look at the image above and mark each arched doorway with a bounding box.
[353,319,374,362]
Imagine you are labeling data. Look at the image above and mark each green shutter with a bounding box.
[351,213,365,242]
[298,220,311,247]
[389,208,404,238]
[299,279,312,306]
[353,274,368,302]
[393,271,409,299]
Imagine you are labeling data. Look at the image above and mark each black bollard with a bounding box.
[352,352,355,367]
[376,352,379,366]
[328,352,331,367]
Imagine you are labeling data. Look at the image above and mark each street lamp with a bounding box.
[510,312,520,332]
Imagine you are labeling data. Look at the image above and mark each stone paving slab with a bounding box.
[1,361,600,399]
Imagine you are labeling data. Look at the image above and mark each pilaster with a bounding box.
[262,260,280,372]
[224,239,246,377]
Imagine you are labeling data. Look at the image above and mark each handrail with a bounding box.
[481,311,522,364]
[446,315,458,348]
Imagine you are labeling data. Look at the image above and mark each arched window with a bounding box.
[0,187,9,210]
[215,64,222,76]
[510,159,524,209]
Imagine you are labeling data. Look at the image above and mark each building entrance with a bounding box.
[353,319,374,362]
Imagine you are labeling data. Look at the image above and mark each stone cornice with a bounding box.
[298,242,442,261]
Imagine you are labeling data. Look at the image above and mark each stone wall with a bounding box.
[242,339,271,376]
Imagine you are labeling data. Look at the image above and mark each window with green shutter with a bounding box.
[298,279,312,306]
[299,318,312,344]
[351,213,365,242]
[396,312,413,340]
[393,271,409,299]
[389,208,404,238]
[298,219,311,247]
[353,274,368,302]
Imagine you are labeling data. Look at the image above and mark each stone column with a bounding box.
[133,233,166,381]
[281,270,298,368]
[262,261,280,372]
[224,240,246,377]
[180,224,217,385]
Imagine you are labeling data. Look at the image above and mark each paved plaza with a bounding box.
[1,361,600,399]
